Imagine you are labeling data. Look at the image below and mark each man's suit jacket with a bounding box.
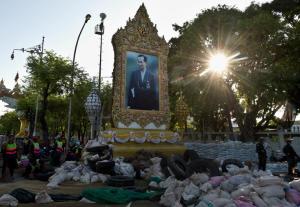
[128,69,158,110]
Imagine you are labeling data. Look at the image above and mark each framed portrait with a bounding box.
[111,5,170,129]
[125,51,159,111]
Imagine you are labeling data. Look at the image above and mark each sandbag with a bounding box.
[290,180,300,192]
[224,204,237,207]
[262,196,283,206]
[195,199,215,207]
[146,157,164,178]
[79,197,96,203]
[250,192,268,207]
[285,188,300,205]
[189,173,209,186]
[160,192,177,207]
[231,185,253,199]
[254,185,285,198]
[182,182,200,202]
[209,176,226,187]
[35,191,53,203]
[256,175,282,187]
[222,159,244,172]
[200,182,213,193]
[220,180,235,193]
[80,173,91,184]
[234,198,255,207]
[201,193,218,202]
[10,188,35,203]
[159,176,177,188]
[228,174,251,186]
[0,194,18,206]
[212,198,232,207]
[114,160,135,177]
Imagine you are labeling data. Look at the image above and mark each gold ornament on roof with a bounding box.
[175,92,189,129]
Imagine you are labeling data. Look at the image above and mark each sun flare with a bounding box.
[208,53,229,74]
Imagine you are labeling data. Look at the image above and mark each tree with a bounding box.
[168,3,299,141]
[100,81,113,128]
[46,96,68,136]
[71,78,92,142]
[0,111,20,135]
[25,51,84,140]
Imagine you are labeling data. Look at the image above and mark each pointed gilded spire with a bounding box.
[15,72,19,82]
[135,3,148,19]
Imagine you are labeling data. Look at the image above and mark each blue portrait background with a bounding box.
[125,51,159,110]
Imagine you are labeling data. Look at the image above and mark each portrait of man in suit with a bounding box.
[126,52,159,110]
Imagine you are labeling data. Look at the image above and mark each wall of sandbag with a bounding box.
[185,141,258,162]
[185,137,300,162]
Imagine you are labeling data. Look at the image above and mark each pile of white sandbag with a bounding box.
[47,161,108,188]
[158,166,300,207]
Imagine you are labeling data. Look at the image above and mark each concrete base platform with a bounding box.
[112,142,186,157]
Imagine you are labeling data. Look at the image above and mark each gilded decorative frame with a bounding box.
[111,4,170,129]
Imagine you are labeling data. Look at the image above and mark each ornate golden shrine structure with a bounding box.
[101,4,186,156]
[0,76,28,138]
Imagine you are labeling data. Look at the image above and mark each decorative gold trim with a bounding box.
[112,4,170,129]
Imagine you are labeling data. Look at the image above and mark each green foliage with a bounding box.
[25,51,73,95]
[23,51,90,139]
[46,96,68,135]
[100,81,113,126]
[168,2,300,141]
[0,111,20,135]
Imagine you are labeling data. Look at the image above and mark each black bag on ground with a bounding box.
[49,194,82,202]
[186,159,220,177]
[86,145,109,153]
[183,150,200,163]
[95,160,115,175]
[106,175,135,187]
[10,188,36,203]
[34,171,55,181]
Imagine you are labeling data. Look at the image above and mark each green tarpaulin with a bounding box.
[81,187,161,204]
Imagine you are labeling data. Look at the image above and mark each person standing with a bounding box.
[31,136,41,159]
[1,135,18,180]
[127,54,158,110]
[52,136,65,166]
[22,137,30,156]
[256,137,267,171]
[283,138,300,176]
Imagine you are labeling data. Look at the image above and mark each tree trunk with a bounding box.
[40,86,49,141]
[239,112,257,142]
[225,106,233,139]
[28,110,35,138]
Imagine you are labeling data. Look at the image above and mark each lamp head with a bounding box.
[11,51,14,60]
[100,13,107,21]
[85,14,91,23]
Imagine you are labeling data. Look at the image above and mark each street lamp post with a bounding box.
[95,13,106,137]
[11,36,45,137]
[66,14,91,151]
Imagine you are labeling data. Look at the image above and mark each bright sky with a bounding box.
[0,0,272,116]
